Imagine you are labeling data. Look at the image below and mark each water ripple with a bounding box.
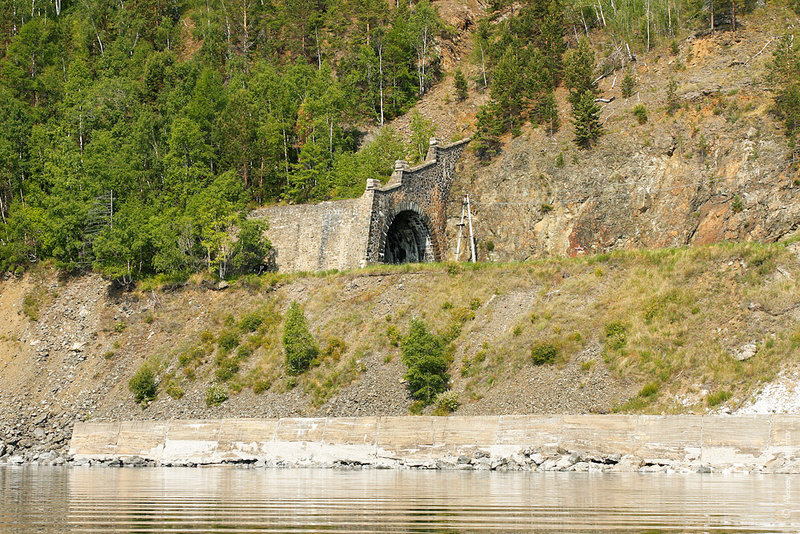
[2,467,799,532]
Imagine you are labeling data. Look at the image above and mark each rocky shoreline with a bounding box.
[4,447,800,475]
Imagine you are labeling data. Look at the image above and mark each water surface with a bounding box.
[2,467,799,532]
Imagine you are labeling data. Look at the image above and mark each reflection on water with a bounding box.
[1,466,800,532]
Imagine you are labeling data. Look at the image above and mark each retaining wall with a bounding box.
[69,415,800,470]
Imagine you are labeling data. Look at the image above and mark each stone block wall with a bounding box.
[249,138,470,272]
[249,192,374,272]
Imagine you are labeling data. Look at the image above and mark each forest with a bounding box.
[0,0,796,282]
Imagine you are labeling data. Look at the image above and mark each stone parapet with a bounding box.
[69,415,800,473]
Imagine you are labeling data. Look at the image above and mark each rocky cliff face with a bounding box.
[446,22,799,262]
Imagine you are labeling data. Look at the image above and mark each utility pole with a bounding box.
[455,197,466,260]
[466,194,476,263]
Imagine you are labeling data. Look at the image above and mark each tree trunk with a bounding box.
[480,45,487,88]
[379,42,384,125]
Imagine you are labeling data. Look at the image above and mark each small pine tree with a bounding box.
[667,77,680,115]
[454,68,468,102]
[572,90,603,148]
[129,364,157,405]
[401,318,449,405]
[621,73,635,98]
[283,301,318,374]
[564,37,597,106]
[539,92,560,135]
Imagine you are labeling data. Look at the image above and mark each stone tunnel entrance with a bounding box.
[383,210,434,264]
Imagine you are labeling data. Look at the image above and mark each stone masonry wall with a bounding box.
[250,193,374,272]
[366,138,470,263]
[250,138,470,272]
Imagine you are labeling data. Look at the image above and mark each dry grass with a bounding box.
[128,240,800,413]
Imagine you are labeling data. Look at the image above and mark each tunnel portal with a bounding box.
[383,210,434,264]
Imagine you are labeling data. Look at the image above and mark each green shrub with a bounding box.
[218,329,240,352]
[253,379,271,394]
[639,382,659,398]
[732,195,743,213]
[633,104,648,124]
[199,330,215,344]
[707,390,732,407]
[103,351,115,360]
[320,337,347,362]
[401,319,450,404]
[236,345,254,360]
[283,301,318,374]
[165,380,184,400]
[454,68,468,102]
[215,358,239,381]
[667,77,679,115]
[114,321,127,333]
[129,364,158,405]
[239,311,264,333]
[22,292,40,321]
[621,73,635,98]
[555,152,565,167]
[386,325,402,347]
[531,342,558,365]
[409,400,426,415]
[205,384,229,406]
[604,321,628,350]
[434,391,461,415]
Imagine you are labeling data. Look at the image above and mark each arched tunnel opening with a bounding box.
[383,210,434,264]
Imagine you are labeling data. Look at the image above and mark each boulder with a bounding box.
[733,343,757,361]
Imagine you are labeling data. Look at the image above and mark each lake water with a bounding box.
[2,467,800,532]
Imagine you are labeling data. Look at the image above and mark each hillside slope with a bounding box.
[385,3,800,262]
[2,240,800,460]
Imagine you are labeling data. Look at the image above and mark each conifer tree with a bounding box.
[401,318,449,404]
[572,90,603,148]
[454,68,468,102]
[283,302,318,375]
[564,38,602,148]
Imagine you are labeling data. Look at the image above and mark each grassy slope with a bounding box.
[4,239,798,421]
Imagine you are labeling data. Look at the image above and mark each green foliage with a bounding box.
[433,391,461,415]
[604,321,628,350]
[732,195,743,213]
[707,390,732,407]
[410,110,437,163]
[239,311,265,333]
[621,72,635,98]
[564,38,597,105]
[387,324,402,347]
[253,379,271,394]
[771,35,800,164]
[454,68,468,102]
[639,382,660,398]
[0,0,443,276]
[215,358,240,382]
[217,330,241,353]
[283,301,318,374]
[165,380,184,400]
[401,318,450,404]
[572,90,604,148]
[633,104,648,124]
[22,292,41,321]
[531,342,558,365]
[205,384,229,407]
[667,77,680,115]
[129,364,158,405]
